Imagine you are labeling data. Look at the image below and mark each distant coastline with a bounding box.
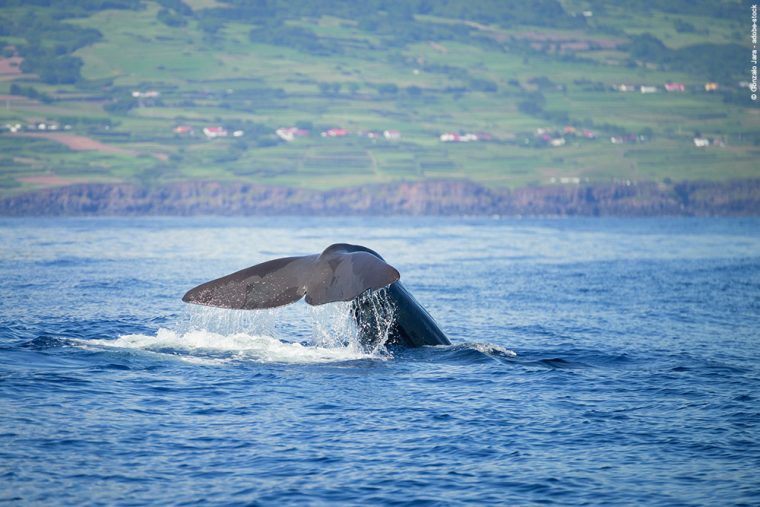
[1,179,759,217]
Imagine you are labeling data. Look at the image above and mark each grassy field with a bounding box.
[0,0,757,197]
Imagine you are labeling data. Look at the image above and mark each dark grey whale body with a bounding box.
[182,243,450,348]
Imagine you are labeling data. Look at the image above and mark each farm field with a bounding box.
[0,0,757,197]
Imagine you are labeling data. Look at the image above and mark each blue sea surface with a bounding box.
[1,216,759,505]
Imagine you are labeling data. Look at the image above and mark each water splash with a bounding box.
[350,288,397,355]
[79,291,400,364]
[181,304,282,338]
[307,300,360,350]
[80,329,377,365]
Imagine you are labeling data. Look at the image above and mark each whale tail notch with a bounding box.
[182,244,400,310]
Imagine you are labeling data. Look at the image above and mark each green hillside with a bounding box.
[0,0,757,196]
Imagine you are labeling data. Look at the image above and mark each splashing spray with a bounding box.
[350,288,397,355]
[180,289,399,357]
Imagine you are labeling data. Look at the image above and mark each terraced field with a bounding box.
[0,0,756,197]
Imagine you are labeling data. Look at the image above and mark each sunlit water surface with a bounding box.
[1,217,759,505]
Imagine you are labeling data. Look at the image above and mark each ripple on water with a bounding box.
[2,217,760,506]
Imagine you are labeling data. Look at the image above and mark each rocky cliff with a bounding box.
[1,179,759,216]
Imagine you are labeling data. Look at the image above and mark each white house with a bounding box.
[203,126,228,138]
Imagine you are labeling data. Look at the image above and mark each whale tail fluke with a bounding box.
[182,244,400,310]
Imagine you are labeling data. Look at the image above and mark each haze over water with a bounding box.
[1,217,759,505]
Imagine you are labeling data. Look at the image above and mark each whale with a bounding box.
[182,243,450,348]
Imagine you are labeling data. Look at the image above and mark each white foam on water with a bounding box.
[81,328,380,364]
[72,335,231,366]
[469,342,518,357]
[78,293,397,365]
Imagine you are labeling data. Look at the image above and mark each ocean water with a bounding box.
[1,216,759,506]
